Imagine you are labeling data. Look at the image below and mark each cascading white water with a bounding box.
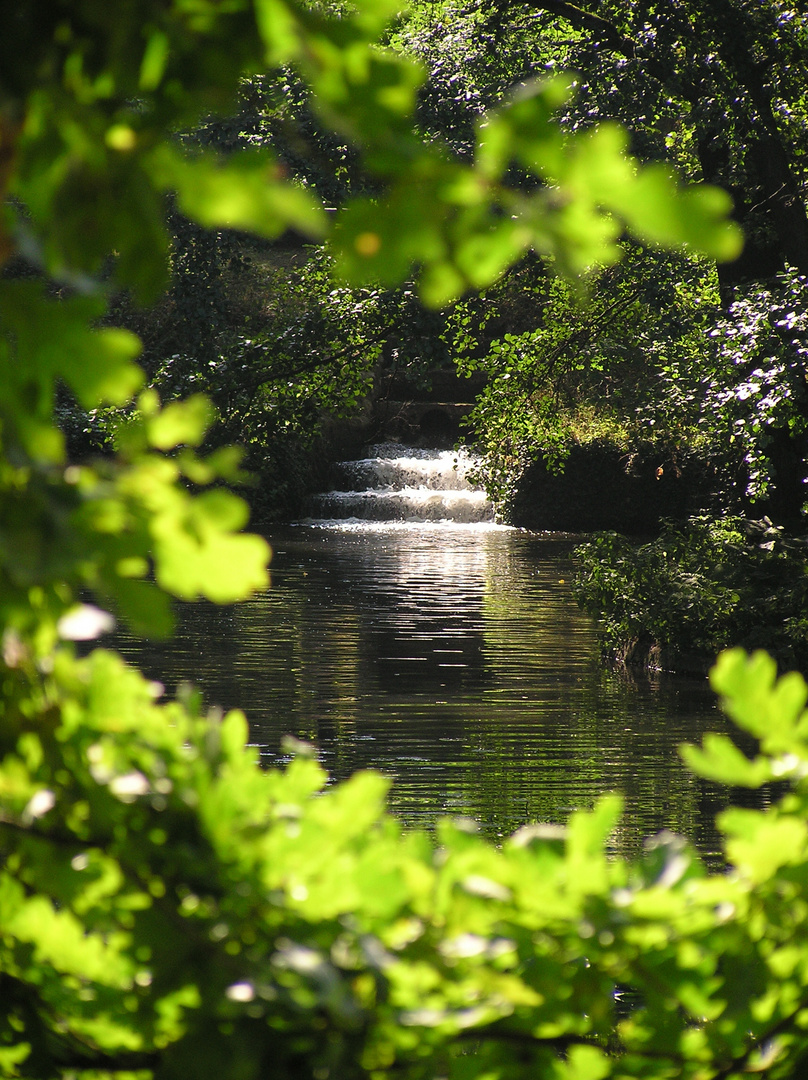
[302,444,498,528]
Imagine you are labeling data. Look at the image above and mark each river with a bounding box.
[114,446,733,862]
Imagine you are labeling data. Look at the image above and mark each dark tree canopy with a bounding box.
[402,0,808,287]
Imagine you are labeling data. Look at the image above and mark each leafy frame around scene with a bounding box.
[3,2,808,1079]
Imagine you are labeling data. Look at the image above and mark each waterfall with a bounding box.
[301,444,499,528]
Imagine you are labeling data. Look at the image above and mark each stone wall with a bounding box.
[506,440,718,534]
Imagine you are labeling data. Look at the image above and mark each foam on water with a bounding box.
[298,519,513,533]
[302,445,501,529]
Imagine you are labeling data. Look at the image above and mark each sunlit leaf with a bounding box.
[152,146,327,240]
[680,733,773,788]
[147,395,214,450]
[720,811,808,882]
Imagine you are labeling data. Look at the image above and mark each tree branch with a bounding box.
[522,0,640,57]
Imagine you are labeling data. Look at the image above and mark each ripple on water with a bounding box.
[112,525,728,861]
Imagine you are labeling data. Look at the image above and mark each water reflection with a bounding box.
[114,526,732,860]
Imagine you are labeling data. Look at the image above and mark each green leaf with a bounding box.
[219,709,249,760]
[568,794,623,857]
[420,262,468,308]
[334,183,449,288]
[139,28,170,91]
[147,395,214,450]
[481,76,574,178]
[151,146,327,241]
[254,0,304,64]
[555,1044,611,1080]
[720,811,808,882]
[152,492,270,603]
[455,218,530,289]
[602,158,743,260]
[709,649,808,749]
[549,123,743,263]
[0,284,144,457]
[680,733,773,788]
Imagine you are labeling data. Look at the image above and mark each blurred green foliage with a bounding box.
[3,2,807,1080]
[6,646,808,1079]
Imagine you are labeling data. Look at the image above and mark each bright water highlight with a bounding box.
[302,444,497,526]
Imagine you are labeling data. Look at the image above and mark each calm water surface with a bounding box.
[117,524,732,860]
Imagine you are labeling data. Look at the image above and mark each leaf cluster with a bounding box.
[574,516,808,670]
[0,280,269,644]
[6,646,808,1079]
[0,4,773,1080]
[446,245,719,508]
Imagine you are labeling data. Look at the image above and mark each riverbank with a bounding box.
[451,437,808,678]
[574,516,808,677]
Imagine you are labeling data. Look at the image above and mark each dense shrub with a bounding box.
[575,516,808,672]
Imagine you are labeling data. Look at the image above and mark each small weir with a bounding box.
[303,444,496,526]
